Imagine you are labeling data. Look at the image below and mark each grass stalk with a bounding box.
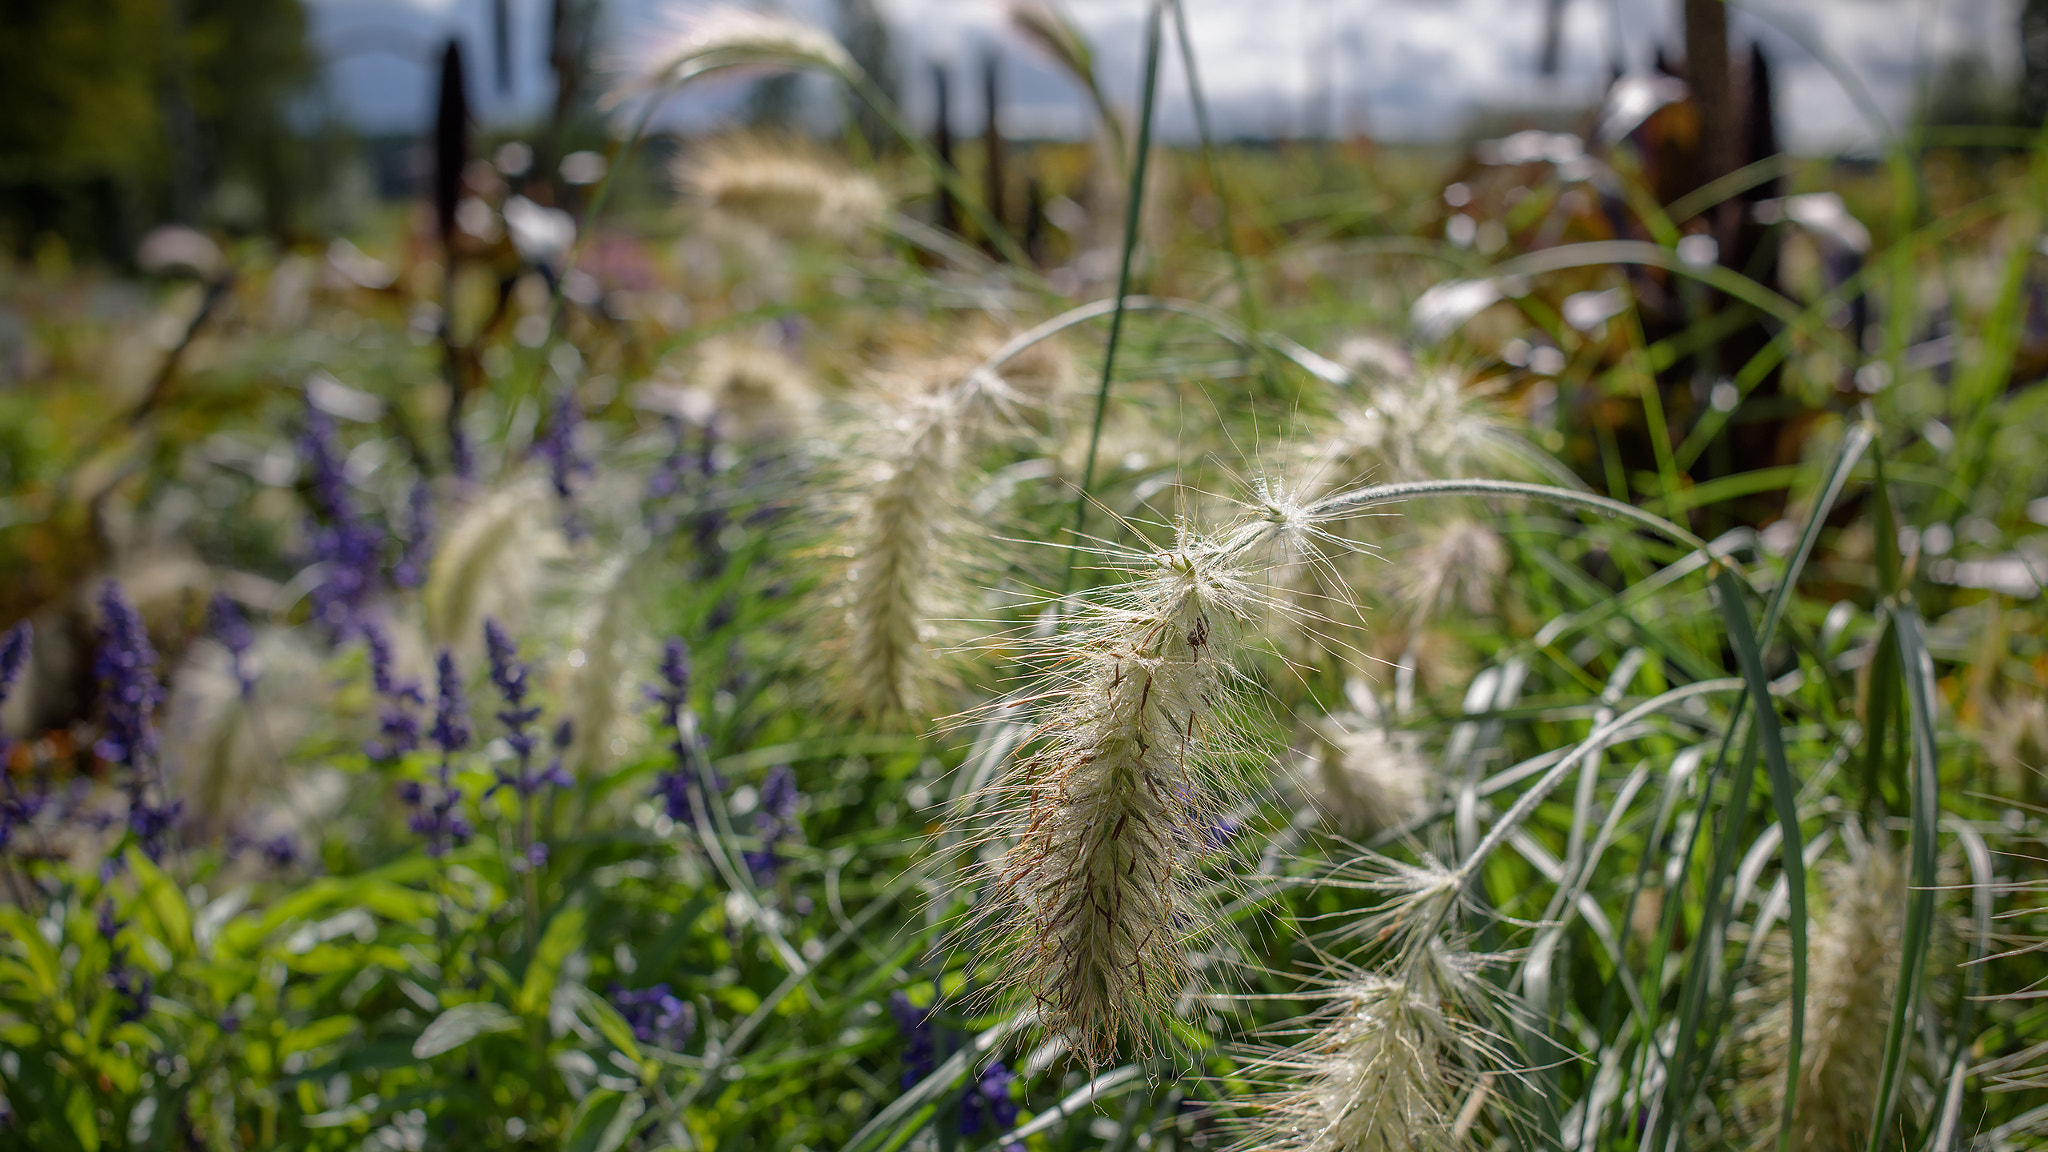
[1065,0,1168,594]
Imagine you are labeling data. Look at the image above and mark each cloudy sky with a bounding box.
[308,0,2018,152]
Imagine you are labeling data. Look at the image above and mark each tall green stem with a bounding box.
[1065,0,1168,594]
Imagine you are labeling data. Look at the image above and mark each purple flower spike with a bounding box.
[430,650,470,756]
[0,621,30,704]
[650,636,711,827]
[392,479,435,590]
[608,982,697,1049]
[208,593,256,698]
[745,765,801,882]
[300,402,385,639]
[888,990,938,1089]
[93,583,162,770]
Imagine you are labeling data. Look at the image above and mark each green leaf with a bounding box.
[1870,438,1901,596]
[126,848,192,955]
[569,985,644,1065]
[411,1001,520,1059]
[281,1016,358,1057]
[1715,568,1809,1152]
[1866,604,1943,1152]
[64,1080,99,1152]
[0,907,60,996]
[565,1089,646,1152]
[518,903,587,1015]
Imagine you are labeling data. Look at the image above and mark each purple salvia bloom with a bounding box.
[0,621,29,704]
[534,391,593,503]
[758,765,798,821]
[607,983,697,1048]
[451,427,475,482]
[300,403,386,638]
[430,650,470,756]
[261,834,297,869]
[207,593,256,698]
[888,990,939,1088]
[649,637,712,826]
[392,478,435,590]
[93,583,162,769]
[399,648,474,856]
[402,782,473,858]
[483,618,541,752]
[958,1061,1020,1136]
[363,621,424,761]
[0,621,36,852]
[745,765,800,881]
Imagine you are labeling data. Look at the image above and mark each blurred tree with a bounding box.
[0,0,313,259]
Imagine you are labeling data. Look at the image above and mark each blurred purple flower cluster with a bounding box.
[482,619,570,870]
[0,622,43,851]
[742,764,799,881]
[607,982,697,1049]
[363,621,425,762]
[94,583,180,860]
[400,651,474,857]
[649,637,715,826]
[888,990,939,1088]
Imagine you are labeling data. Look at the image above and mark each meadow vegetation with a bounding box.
[1,6,2046,1151]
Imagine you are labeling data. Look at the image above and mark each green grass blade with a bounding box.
[1066,0,1168,589]
[1761,419,1874,647]
[1715,568,1809,1152]
[1652,720,1760,1152]
[1866,604,1943,1152]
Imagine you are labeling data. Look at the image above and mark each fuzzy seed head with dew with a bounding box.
[675,133,887,242]
[1309,365,1517,491]
[162,625,321,836]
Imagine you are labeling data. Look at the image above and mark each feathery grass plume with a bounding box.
[1393,518,1507,621]
[820,357,1025,719]
[163,625,320,836]
[981,489,1333,1064]
[690,337,821,441]
[674,133,887,242]
[1240,858,1517,1152]
[423,481,568,654]
[1311,365,1516,488]
[1741,834,1902,1152]
[560,553,642,780]
[1299,683,1435,839]
[612,7,858,103]
[1006,2,1122,159]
